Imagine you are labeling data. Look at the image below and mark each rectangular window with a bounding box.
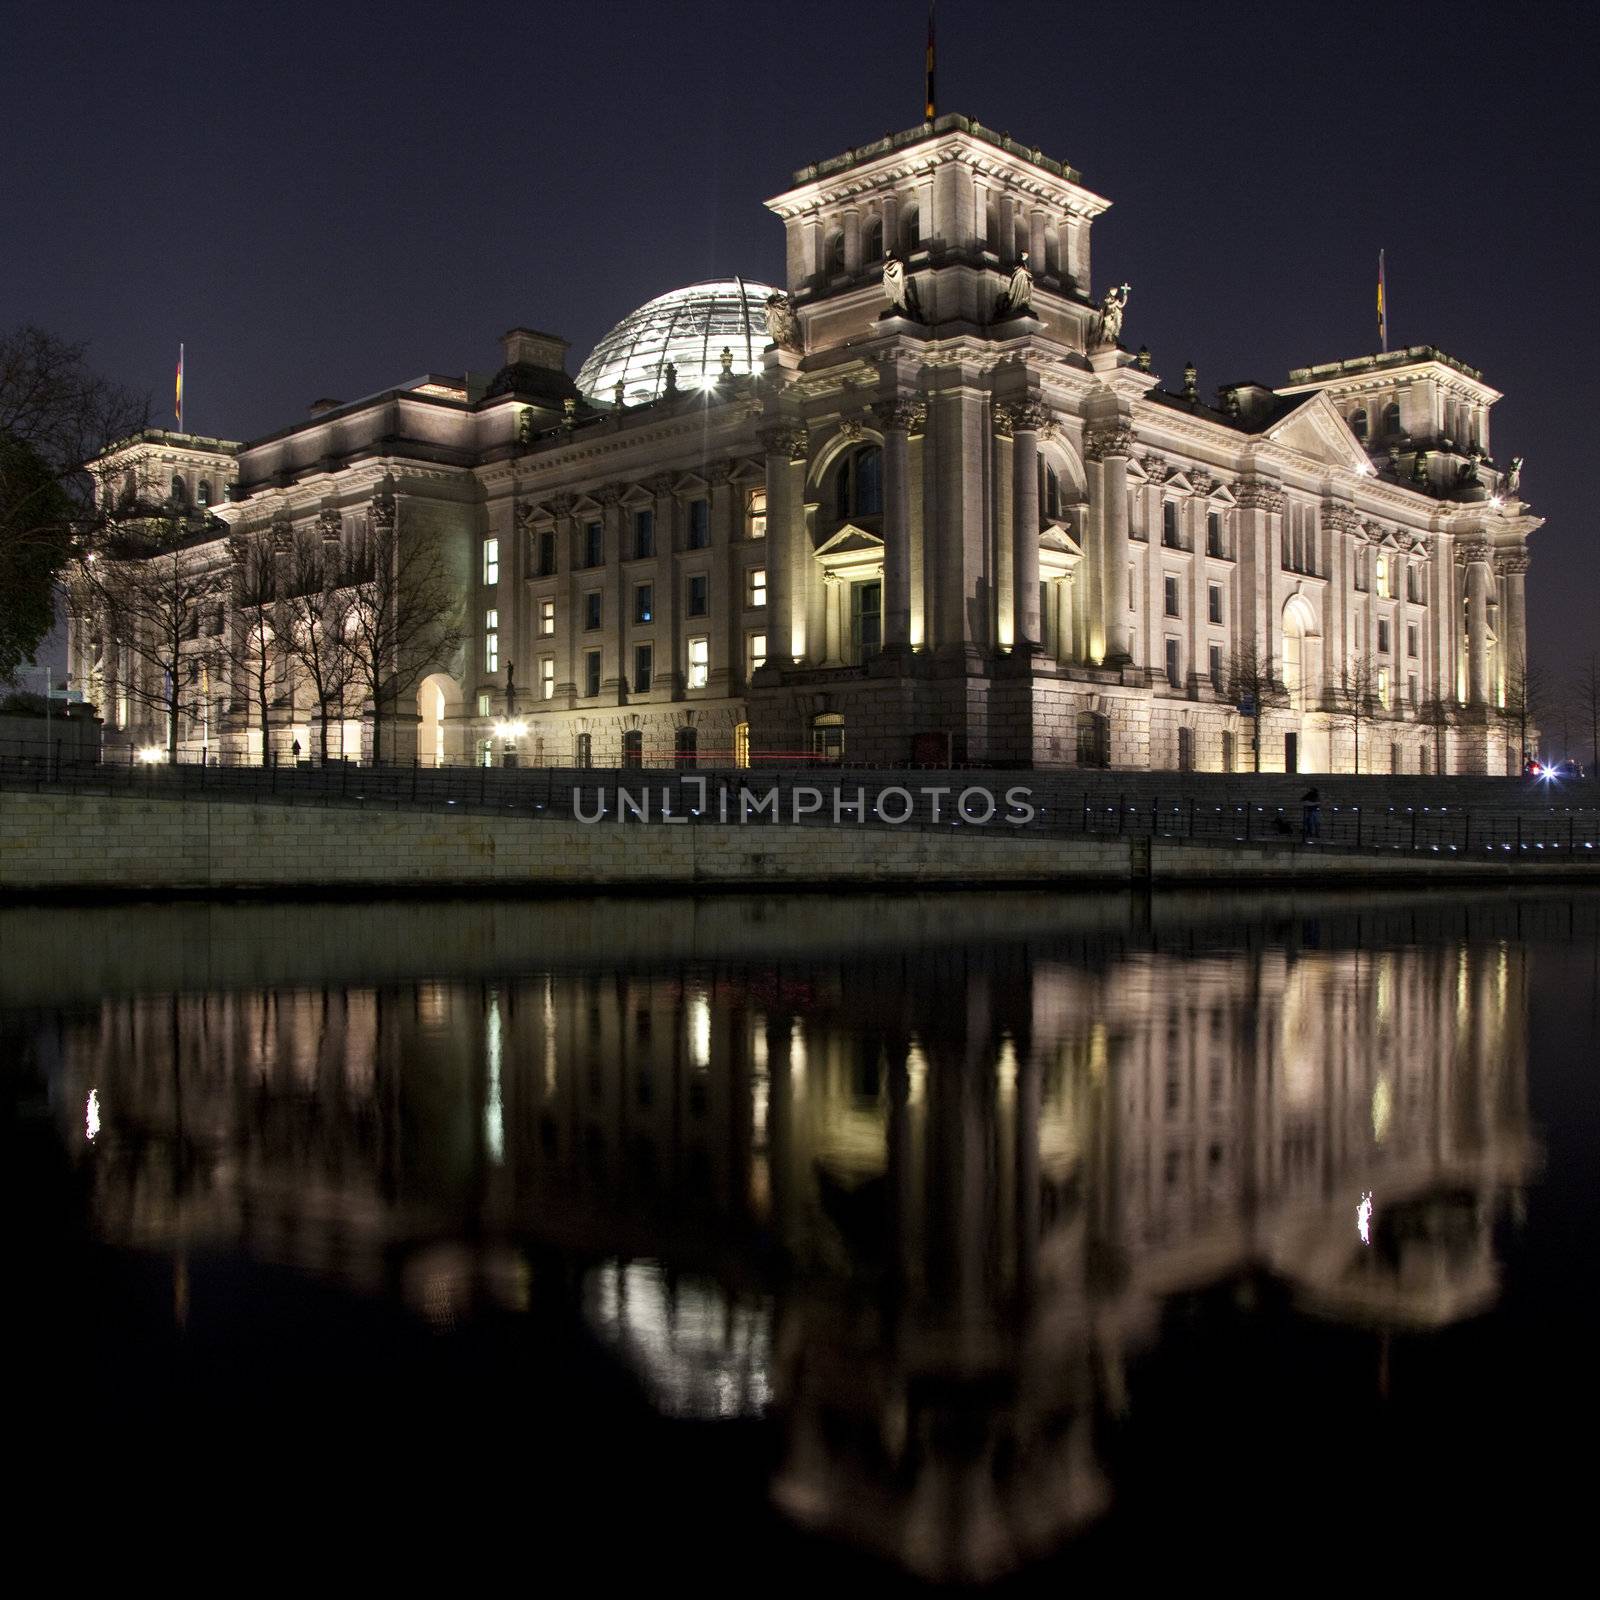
[1162,501,1180,548]
[1165,637,1181,689]
[583,521,603,567]
[633,508,655,559]
[1378,666,1392,708]
[1375,556,1392,599]
[851,580,882,662]
[1407,566,1421,604]
[539,655,555,700]
[1377,618,1390,654]
[1206,511,1222,558]
[540,598,555,636]
[1409,673,1420,707]
[634,582,653,624]
[1208,582,1223,624]
[584,590,602,630]
[748,566,767,609]
[1128,564,1136,609]
[537,529,556,577]
[1407,623,1419,659]
[1209,642,1223,692]
[748,632,767,673]
[748,489,767,539]
[583,650,601,698]
[482,537,500,586]
[633,642,653,694]
[687,499,709,550]
[1164,575,1180,617]
[476,692,491,718]
[687,635,709,689]
[687,574,708,617]
[484,609,499,674]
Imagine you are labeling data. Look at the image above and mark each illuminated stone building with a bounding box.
[72,115,1537,773]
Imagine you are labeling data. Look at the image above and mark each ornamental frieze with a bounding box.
[759,423,809,462]
[1140,454,1170,483]
[1496,549,1531,575]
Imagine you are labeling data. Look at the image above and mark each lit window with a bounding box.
[476,692,491,717]
[687,499,709,549]
[634,582,653,624]
[1375,556,1390,599]
[748,632,767,673]
[687,635,709,689]
[687,574,708,617]
[485,610,499,674]
[733,721,751,768]
[1378,666,1392,708]
[748,489,767,539]
[539,656,555,699]
[748,566,767,608]
[540,598,555,635]
[482,537,500,585]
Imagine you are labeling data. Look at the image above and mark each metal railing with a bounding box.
[3,745,1599,863]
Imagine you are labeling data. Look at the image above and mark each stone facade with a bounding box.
[71,115,1538,775]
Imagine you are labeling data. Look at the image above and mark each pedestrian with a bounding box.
[1301,785,1321,843]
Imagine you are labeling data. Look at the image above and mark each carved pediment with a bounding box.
[1264,392,1375,473]
[1040,521,1083,557]
[814,523,885,561]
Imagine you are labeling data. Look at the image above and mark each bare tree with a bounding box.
[341,502,464,764]
[75,510,227,761]
[1221,640,1288,773]
[280,526,357,764]
[222,530,281,762]
[1502,655,1546,768]
[1330,650,1381,775]
[1573,652,1600,774]
[1,325,146,681]
[1417,693,1454,775]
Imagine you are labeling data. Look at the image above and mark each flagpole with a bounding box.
[925,2,936,122]
[1377,251,1388,354]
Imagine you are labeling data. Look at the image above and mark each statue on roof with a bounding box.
[1506,456,1523,497]
[993,252,1033,320]
[1094,282,1131,348]
[764,292,801,353]
[882,255,922,319]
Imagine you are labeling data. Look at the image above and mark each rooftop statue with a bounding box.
[1506,455,1523,496]
[993,252,1033,320]
[1094,282,1132,348]
[764,292,801,352]
[882,255,922,319]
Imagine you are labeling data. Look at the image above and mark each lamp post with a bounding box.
[494,662,524,767]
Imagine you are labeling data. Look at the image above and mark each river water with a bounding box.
[4,889,1595,1583]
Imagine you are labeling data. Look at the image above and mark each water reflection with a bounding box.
[18,892,1551,1581]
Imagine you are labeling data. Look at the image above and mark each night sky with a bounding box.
[3,0,1593,671]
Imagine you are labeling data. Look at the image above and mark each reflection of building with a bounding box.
[70,114,1537,774]
[51,916,1532,1580]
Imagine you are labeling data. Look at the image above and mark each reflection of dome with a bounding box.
[576,278,780,405]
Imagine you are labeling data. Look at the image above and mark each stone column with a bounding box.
[709,463,736,695]
[992,407,1014,650]
[597,486,623,696]
[650,473,678,694]
[1235,477,1285,679]
[543,496,576,703]
[1028,208,1047,270]
[1010,400,1047,651]
[822,571,844,666]
[842,207,861,276]
[1463,541,1492,708]
[872,397,924,654]
[1500,548,1529,680]
[760,423,809,667]
[1087,422,1133,663]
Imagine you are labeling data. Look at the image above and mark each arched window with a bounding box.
[834,445,882,521]
[196,479,212,506]
[864,217,884,263]
[826,230,846,277]
[1381,401,1402,437]
[1349,409,1368,442]
[902,205,921,254]
[621,729,643,768]
[170,474,188,504]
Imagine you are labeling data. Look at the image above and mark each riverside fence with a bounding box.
[2,745,1599,864]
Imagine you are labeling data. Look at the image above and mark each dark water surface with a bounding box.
[4,889,1596,1585]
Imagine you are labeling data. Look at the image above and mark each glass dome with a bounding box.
[576,278,781,406]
